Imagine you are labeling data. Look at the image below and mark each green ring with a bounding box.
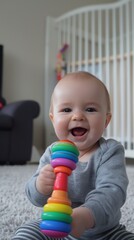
[41,212,72,223]
[52,143,79,156]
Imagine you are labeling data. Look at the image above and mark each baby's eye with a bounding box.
[63,108,72,112]
[86,107,97,112]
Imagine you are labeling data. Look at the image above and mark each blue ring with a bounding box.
[51,151,78,163]
[40,220,71,233]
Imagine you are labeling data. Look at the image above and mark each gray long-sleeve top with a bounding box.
[25,137,128,239]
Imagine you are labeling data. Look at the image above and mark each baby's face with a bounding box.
[50,74,111,153]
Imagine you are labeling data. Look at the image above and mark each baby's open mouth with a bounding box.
[71,127,87,136]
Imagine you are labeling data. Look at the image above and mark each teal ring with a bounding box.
[52,143,79,156]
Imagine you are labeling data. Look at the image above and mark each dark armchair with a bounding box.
[0,100,40,165]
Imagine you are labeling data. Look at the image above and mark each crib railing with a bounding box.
[45,0,134,157]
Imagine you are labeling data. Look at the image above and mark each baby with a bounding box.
[12,71,134,240]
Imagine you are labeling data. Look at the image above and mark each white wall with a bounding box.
[0,0,116,154]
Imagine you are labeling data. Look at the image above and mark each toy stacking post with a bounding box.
[40,140,79,238]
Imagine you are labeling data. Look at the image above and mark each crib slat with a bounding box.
[84,12,89,71]
[57,21,62,51]
[91,11,95,74]
[67,17,71,73]
[119,5,125,147]
[105,9,111,138]
[63,19,68,76]
[126,2,131,150]
[132,0,134,150]
[112,8,118,140]
[78,13,82,71]
[62,19,66,44]
[72,15,76,72]
[98,10,103,79]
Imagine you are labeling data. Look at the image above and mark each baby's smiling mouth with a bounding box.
[71,127,87,136]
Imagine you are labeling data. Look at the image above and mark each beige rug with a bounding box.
[0,164,134,240]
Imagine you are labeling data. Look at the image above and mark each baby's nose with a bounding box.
[72,111,85,121]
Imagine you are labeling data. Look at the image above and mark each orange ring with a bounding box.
[54,166,72,175]
[59,140,75,145]
[48,198,71,205]
[48,190,71,206]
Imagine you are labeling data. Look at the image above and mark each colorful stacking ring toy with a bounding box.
[40,140,79,238]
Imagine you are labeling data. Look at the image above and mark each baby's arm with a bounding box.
[79,140,128,231]
[25,146,53,206]
[67,139,128,237]
[71,207,95,238]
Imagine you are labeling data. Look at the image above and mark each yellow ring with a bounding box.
[44,203,72,215]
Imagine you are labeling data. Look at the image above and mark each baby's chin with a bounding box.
[71,140,87,151]
[73,140,99,153]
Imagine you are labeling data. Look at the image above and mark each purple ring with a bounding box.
[41,230,68,238]
[51,158,76,170]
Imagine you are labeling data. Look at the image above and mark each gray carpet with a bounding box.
[0,164,134,240]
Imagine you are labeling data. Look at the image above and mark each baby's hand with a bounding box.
[36,164,55,196]
[71,207,95,238]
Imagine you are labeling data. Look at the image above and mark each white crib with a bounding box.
[44,0,134,158]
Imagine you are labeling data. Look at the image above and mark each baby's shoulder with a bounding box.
[99,137,124,154]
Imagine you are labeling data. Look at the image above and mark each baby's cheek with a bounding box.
[54,125,65,138]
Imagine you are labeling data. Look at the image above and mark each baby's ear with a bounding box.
[49,112,54,122]
[105,113,112,128]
